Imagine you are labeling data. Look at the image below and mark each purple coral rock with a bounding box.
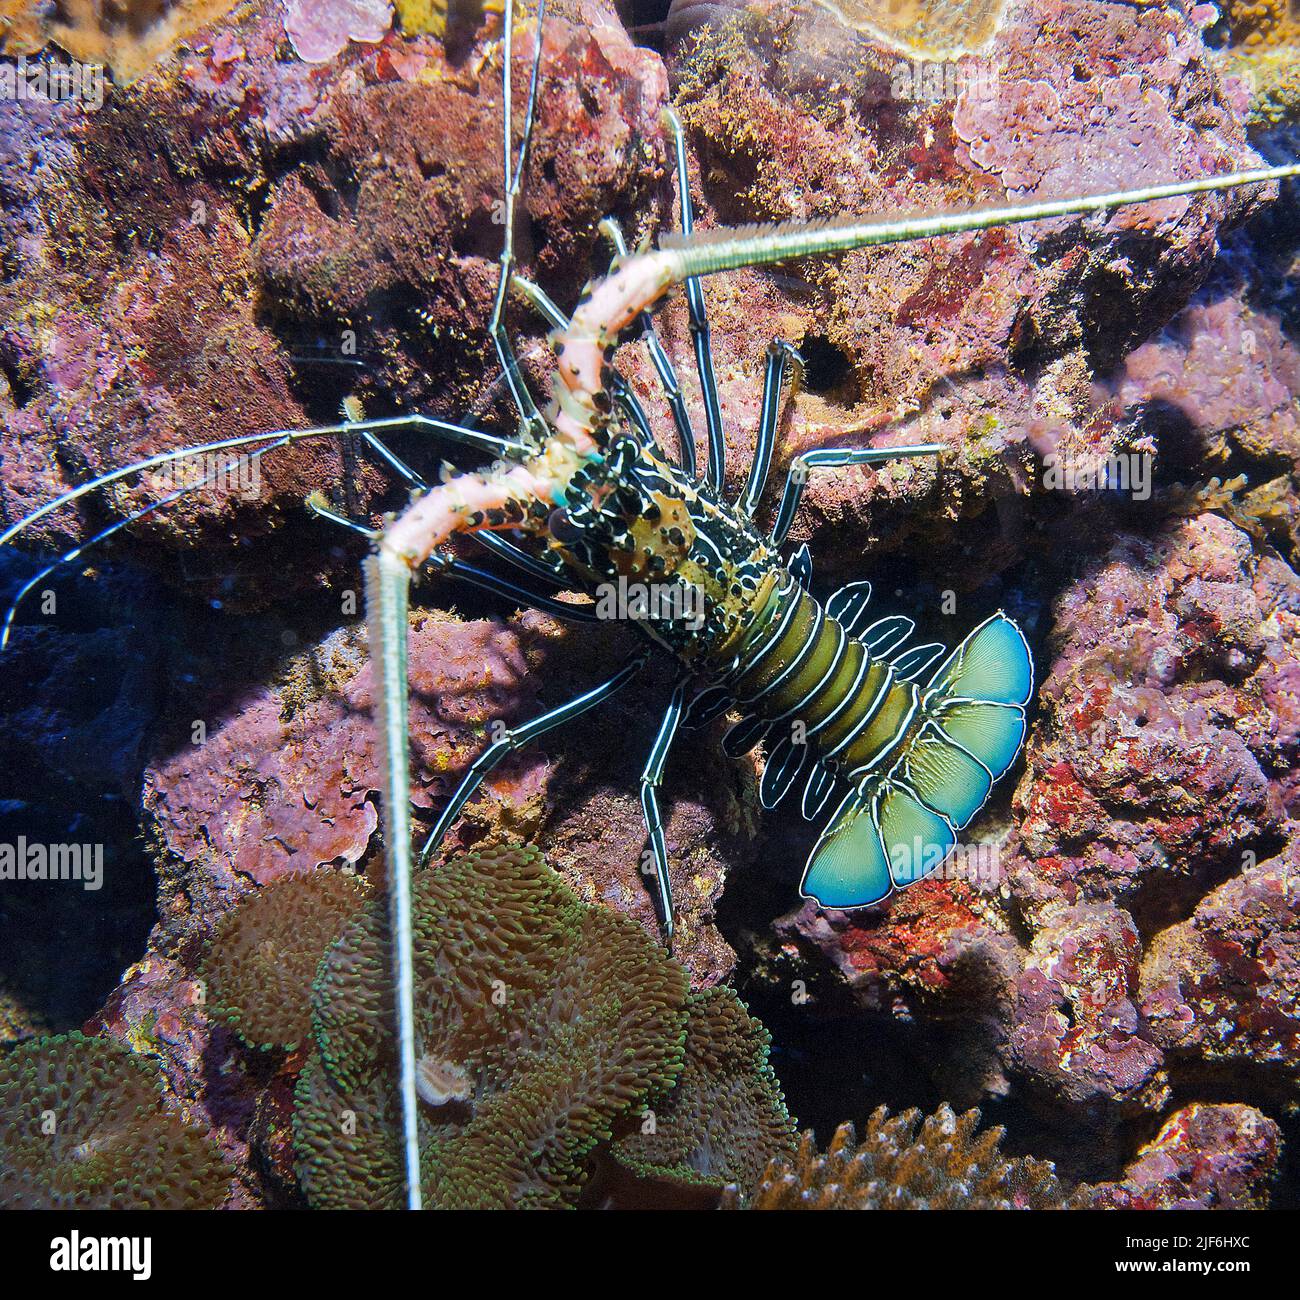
[660,0,1270,567]
[1140,844,1300,1077]
[1009,902,1165,1112]
[1113,296,1300,463]
[0,0,666,603]
[1013,514,1284,920]
[145,614,543,900]
[1089,1103,1282,1209]
[951,7,1241,213]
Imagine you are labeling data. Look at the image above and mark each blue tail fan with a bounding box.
[800,610,1032,908]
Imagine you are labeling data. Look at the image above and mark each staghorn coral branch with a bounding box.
[721,1104,1078,1210]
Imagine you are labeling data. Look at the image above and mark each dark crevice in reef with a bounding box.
[729,947,1138,1188]
[275,136,362,225]
[1126,827,1290,942]
[797,332,860,404]
[0,538,385,1030]
[0,800,157,1037]
[0,555,164,1037]
[618,0,673,55]
[1226,164,1300,343]
[1081,233,1210,374]
[1269,1106,1300,1209]
[243,171,274,243]
[0,345,34,410]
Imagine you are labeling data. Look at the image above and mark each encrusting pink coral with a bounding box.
[1087,1103,1282,1209]
[145,614,544,893]
[285,0,394,63]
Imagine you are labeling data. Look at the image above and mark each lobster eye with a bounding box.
[547,508,583,545]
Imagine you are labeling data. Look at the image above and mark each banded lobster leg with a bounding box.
[468,261,701,943]
[511,272,663,457]
[768,444,945,547]
[594,218,697,475]
[739,339,801,519]
[413,651,649,869]
[323,430,682,942]
[664,107,726,492]
[355,418,689,946]
[639,678,689,948]
[309,426,600,617]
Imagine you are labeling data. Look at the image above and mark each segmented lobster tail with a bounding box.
[800,612,1033,909]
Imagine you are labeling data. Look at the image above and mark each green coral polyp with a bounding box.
[294,843,693,1209]
[0,1032,228,1210]
[195,843,806,1208]
[201,869,368,1052]
[611,987,797,1201]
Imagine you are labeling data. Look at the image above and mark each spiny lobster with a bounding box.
[2,0,1295,1208]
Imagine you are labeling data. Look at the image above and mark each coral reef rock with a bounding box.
[144,609,748,984]
[656,0,1270,562]
[1141,845,1300,1093]
[1088,1102,1282,1209]
[0,0,667,603]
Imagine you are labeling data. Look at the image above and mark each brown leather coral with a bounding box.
[293,843,693,1209]
[0,1032,228,1209]
[609,986,797,1204]
[201,869,368,1051]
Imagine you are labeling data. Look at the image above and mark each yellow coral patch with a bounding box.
[1225,0,1298,46]
[810,0,1010,58]
[0,0,44,55]
[0,0,243,84]
[395,0,449,38]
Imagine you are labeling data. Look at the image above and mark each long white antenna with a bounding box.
[365,551,421,1209]
[663,164,1300,279]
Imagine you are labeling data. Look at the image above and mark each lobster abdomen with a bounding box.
[716,566,1034,911]
[727,577,918,779]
